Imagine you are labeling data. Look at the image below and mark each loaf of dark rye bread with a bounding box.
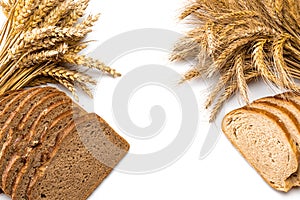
[222,93,300,192]
[27,113,129,200]
[0,87,129,200]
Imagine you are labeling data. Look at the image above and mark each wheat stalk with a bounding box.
[0,0,121,98]
[172,0,300,121]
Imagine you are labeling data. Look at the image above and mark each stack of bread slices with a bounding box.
[0,87,129,200]
[222,93,300,192]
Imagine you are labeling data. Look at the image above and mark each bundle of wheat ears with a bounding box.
[171,0,300,121]
[0,0,120,100]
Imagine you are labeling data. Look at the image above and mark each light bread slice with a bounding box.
[252,98,300,185]
[222,107,299,192]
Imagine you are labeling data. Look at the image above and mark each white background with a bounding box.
[1,0,300,199]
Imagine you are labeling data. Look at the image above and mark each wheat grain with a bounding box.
[235,53,249,103]
[41,66,96,85]
[59,0,89,27]
[172,0,300,121]
[53,76,78,101]
[25,76,57,87]
[13,0,36,31]
[0,0,10,17]
[180,68,201,83]
[76,81,93,98]
[63,54,121,77]
[19,43,68,68]
[210,71,258,122]
[29,0,59,29]
[42,0,74,27]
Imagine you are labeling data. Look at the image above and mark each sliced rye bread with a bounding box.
[0,87,56,153]
[222,107,299,192]
[0,88,43,187]
[4,98,73,196]
[27,113,130,200]
[0,90,67,191]
[9,104,86,199]
[0,87,56,192]
[0,90,21,113]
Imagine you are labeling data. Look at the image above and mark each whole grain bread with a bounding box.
[27,113,129,200]
[0,90,67,195]
[7,99,74,197]
[0,87,130,199]
[11,105,86,199]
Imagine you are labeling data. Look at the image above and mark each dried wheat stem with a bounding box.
[76,81,93,98]
[59,0,89,27]
[19,43,68,68]
[235,53,249,103]
[180,68,201,83]
[179,3,201,20]
[40,66,96,85]
[208,38,250,77]
[29,0,59,29]
[42,0,74,27]
[210,71,259,122]
[53,77,78,101]
[69,44,88,54]
[272,35,297,90]
[13,0,36,31]
[252,39,279,86]
[63,54,121,77]
[25,76,57,87]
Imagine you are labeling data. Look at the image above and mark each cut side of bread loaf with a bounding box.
[0,90,67,195]
[222,107,299,192]
[7,99,73,197]
[249,101,300,152]
[27,113,130,200]
[11,105,86,199]
[0,87,130,199]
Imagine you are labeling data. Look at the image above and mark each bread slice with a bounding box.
[0,90,21,113]
[0,88,44,187]
[222,107,299,192]
[0,87,56,192]
[249,101,300,186]
[27,113,130,200]
[0,90,67,192]
[4,98,74,197]
[249,101,300,150]
[10,105,86,199]
[0,87,56,155]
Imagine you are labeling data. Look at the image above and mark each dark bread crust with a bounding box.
[222,107,298,192]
